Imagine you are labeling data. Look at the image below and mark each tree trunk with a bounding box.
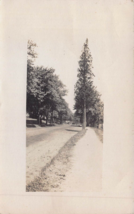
[40,116,42,126]
[86,114,89,127]
[60,114,63,124]
[51,111,54,124]
[37,110,40,125]
[82,99,86,129]
[37,115,39,125]
[46,115,48,125]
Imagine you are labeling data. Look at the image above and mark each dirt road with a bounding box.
[26,126,103,192]
[26,124,75,146]
[26,124,82,186]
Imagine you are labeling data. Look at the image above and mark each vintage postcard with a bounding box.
[0,0,134,213]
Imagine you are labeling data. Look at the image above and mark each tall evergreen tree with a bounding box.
[74,39,94,129]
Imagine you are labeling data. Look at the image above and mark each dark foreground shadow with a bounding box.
[65,129,79,132]
[26,119,46,128]
[27,124,36,128]
[26,119,37,128]
[26,119,58,128]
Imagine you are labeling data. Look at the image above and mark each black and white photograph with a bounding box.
[1,0,134,213]
[26,37,104,191]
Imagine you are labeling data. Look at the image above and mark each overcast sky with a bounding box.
[25,0,112,111]
[32,27,104,112]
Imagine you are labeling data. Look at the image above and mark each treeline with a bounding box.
[74,39,104,129]
[27,40,73,125]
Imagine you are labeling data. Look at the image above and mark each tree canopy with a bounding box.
[26,40,73,125]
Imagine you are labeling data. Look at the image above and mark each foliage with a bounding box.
[74,39,103,128]
[26,40,73,125]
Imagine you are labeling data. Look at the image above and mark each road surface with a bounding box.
[26,124,82,185]
[26,125,103,192]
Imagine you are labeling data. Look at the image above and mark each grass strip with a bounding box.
[94,128,103,143]
[26,128,87,192]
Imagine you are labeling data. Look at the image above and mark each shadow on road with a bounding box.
[26,119,38,128]
[65,129,79,132]
[26,119,46,128]
[26,118,61,128]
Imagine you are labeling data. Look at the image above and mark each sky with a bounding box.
[31,33,103,111]
[31,27,104,112]
[24,0,113,111]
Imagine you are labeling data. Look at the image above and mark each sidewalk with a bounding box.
[60,127,103,192]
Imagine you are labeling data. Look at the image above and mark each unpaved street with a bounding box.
[26,124,82,186]
[26,126,103,192]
